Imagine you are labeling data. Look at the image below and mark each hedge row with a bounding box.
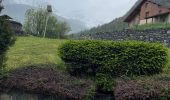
[59,40,168,91]
[59,40,168,77]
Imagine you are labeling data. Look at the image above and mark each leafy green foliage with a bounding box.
[59,40,168,91]
[23,8,70,39]
[76,17,128,35]
[130,23,170,30]
[0,0,3,12]
[96,73,116,91]
[59,40,168,76]
[0,2,15,72]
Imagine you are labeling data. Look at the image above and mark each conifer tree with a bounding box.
[0,0,15,72]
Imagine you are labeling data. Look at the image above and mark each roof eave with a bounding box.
[124,0,146,22]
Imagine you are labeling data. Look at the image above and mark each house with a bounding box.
[0,15,23,35]
[124,0,170,27]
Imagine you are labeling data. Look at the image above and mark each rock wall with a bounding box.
[79,28,170,47]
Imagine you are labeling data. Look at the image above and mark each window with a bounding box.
[158,5,161,8]
[145,12,149,18]
[145,3,148,8]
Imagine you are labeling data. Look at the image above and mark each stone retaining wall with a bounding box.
[79,28,170,47]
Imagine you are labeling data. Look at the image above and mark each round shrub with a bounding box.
[59,40,168,77]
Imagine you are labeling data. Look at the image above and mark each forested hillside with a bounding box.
[77,17,128,34]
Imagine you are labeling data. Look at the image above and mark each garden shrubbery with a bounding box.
[59,40,168,90]
[0,17,15,72]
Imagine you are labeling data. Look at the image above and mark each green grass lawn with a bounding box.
[6,36,170,73]
[3,36,169,99]
[6,36,66,70]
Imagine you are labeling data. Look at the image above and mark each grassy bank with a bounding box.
[6,36,170,72]
[6,36,66,70]
[2,36,170,99]
[130,23,170,30]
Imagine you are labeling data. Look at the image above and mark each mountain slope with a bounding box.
[2,3,87,33]
[2,4,32,23]
[77,17,128,34]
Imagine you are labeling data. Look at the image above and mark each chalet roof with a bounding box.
[9,19,22,26]
[0,14,12,19]
[152,0,170,8]
[0,14,22,26]
[124,0,170,22]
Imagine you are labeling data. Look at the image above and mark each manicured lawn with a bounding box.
[6,36,66,70]
[6,36,170,73]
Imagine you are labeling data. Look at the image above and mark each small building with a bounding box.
[0,15,23,35]
[124,0,170,27]
[9,19,23,35]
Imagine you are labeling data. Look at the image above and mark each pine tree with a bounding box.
[0,0,3,12]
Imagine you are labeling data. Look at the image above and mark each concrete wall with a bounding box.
[167,14,170,23]
[139,19,146,25]
[129,13,140,27]
[139,18,153,25]
[147,18,153,24]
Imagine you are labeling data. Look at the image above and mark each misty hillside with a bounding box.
[1,2,87,33]
[78,17,128,34]
[2,4,32,22]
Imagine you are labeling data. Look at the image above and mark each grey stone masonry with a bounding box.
[79,28,170,47]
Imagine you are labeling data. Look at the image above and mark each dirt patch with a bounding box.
[0,65,94,100]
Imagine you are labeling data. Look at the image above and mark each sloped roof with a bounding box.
[0,14,22,26]
[151,0,170,8]
[124,0,170,22]
[124,0,145,22]
[0,14,12,19]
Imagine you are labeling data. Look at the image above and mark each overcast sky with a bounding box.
[8,0,138,28]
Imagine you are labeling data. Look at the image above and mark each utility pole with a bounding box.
[43,5,52,38]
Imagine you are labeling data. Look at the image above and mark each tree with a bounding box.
[56,21,71,38]
[0,0,3,12]
[23,7,70,39]
[0,0,15,72]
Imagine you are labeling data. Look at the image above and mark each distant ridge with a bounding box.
[2,1,87,33]
[77,17,128,34]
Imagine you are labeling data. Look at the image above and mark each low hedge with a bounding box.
[59,40,168,77]
[59,40,168,91]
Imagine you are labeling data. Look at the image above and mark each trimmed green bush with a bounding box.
[59,40,168,77]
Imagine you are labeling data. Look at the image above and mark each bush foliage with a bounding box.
[0,17,15,71]
[59,40,168,91]
[59,40,168,77]
[130,23,170,30]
